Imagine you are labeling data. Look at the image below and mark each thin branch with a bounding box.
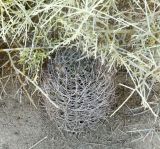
[6,51,59,109]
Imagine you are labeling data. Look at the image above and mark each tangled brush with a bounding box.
[42,47,115,132]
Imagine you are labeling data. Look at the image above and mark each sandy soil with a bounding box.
[0,90,160,149]
[0,74,160,149]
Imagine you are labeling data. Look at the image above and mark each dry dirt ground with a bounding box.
[0,81,160,149]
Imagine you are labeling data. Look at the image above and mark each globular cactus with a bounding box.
[42,47,115,132]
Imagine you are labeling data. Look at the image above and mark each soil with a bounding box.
[0,74,160,149]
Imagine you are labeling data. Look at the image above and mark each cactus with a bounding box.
[42,47,115,132]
